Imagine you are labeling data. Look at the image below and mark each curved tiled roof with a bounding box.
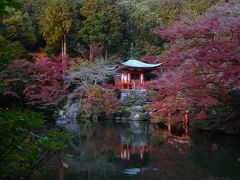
[120,59,162,69]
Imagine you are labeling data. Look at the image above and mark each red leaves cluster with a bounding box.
[141,55,160,64]
[4,56,74,108]
[147,1,240,120]
[24,56,69,107]
[4,56,120,118]
[81,86,120,117]
[158,1,240,41]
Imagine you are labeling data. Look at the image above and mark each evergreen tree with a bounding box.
[40,0,75,56]
[0,0,20,18]
[0,5,36,68]
[118,0,161,55]
[79,0,123,61]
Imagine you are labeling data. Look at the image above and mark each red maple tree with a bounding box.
[147,1,240,120]
[24,56,74,108]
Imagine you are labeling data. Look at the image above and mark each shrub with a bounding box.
[0,108,68,179]
[122,108,131,118]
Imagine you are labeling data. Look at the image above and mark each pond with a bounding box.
[59,121,240,180]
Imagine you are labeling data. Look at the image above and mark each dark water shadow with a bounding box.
[58,121,240,180]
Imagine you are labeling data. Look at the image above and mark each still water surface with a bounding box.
[61,121,240,180]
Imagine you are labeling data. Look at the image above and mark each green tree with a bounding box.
[17,0,50,49]
[182,0,219,16]
[40,0,74,56]
[0,108,68,179]
[0,6,36,68]
[1,7,37,48]
[153,0,183,25]
[0,0,21,18]
[144,0,219,26]
[79,0,123,61]
[118,0,161,54]
[0,36,25,68]
[19,0,82,55]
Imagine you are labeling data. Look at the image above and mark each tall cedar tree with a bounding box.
[40,0,74,57]
[79,0,123,62]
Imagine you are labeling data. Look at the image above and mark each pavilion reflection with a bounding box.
[114,120,192,161]
[115,121,149,160]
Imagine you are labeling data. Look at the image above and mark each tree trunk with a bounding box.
[63,33,67,56]
[61,33,67,57]
[89,44,94,62]
[104,44,108,60]
[89,43,104,62]
[61,36,64,57]
[61,33,67,74]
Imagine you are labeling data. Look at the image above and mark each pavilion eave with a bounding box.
[119,59,162,69]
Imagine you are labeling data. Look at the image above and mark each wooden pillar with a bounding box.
[140,145,144,159]
[128,72,131,83]
[121,73,124,83]
[140,72,144,84]
[127,144,130,160]
[185,124,189,135]
[127,72,131,89]
[167,113,172,135]
[184,110,190,125]
[120,144,124,159]
[124,74,127,83]
[121,71,126,83]
[183,110,190,135]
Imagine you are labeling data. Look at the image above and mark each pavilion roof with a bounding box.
[120,59,162,69]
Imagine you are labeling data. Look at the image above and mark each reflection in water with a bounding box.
[117,121,149,160]
[60,121,240,180]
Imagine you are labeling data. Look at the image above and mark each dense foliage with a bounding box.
[147,1,240,123]
[0,108,68,179]
[79,0,123,61]
[1,0,240,178]
[0,0,21,18]
[40,0,77,56]
[0,0,221,60]
[2,57,71,108]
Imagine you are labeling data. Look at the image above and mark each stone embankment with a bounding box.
[115,89,151,121]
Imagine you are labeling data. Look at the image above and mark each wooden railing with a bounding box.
[115,81,136,90]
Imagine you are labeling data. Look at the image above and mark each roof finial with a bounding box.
[130,42,134,58]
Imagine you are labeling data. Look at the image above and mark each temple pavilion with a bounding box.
[114,59,162,90]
